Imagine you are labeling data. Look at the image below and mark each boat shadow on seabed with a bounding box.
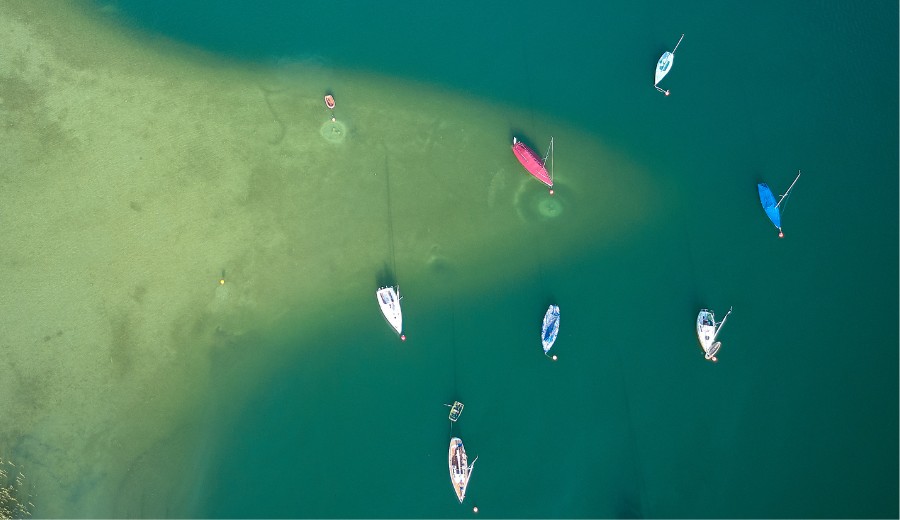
[375,263,397,289]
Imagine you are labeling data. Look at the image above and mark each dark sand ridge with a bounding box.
[0,1,659,515]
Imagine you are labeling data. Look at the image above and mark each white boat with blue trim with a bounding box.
[654,34,684,96]
[541,305,560,360]
[696,306,732,363]
[376,286,405,340]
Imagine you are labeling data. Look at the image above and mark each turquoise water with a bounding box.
[104,1,897,517]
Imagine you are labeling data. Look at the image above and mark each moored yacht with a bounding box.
[696,307,732,362]
[448,437,477,503]
[376,286,405,340]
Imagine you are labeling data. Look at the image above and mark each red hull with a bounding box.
[512,140,552,187]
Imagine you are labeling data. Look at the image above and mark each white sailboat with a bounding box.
[376,286,405,340]
[541,305,560,360]
[654,34,684,96]
[448,437,477,503]
[696,306,732,362]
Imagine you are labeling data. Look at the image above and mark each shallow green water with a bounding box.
[101,1,897,517]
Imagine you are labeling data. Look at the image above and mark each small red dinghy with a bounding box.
[324,94,335,109]
[512,137,554,189]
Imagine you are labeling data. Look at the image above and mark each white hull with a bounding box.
[654,51,675,85]
[376,286,402,335]
[696,307,731,361]
[654,34,684,94]
[541,305,560,353]
[448,437,476,503]
[448,401,464,422]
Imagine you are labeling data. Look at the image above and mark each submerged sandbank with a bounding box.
[0,1,657,516]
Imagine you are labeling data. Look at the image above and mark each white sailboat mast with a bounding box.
[546,137,554,182]
[712,307,733,342]
[775,170,802,209]
[542,137,555,193]
[672,34,685,54]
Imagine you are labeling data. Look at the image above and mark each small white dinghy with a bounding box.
[447,401,464,422]
[376,286,405,340]
[696,307,732,362]
[654,34,684,96]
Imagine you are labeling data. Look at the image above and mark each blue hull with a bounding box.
[757,183,781,229]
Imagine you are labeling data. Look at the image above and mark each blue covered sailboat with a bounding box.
[541,305,560,361]
[758,171,802,238]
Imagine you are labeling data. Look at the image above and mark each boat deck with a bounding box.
[512,140,552,187]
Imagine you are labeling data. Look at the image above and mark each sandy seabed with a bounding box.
[0,1,654,516]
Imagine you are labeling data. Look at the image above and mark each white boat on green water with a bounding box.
[447,401,464,422]
[448,437,477,503]
[654,34,684,95]
[376,286,404,340]
[696,306,732,362]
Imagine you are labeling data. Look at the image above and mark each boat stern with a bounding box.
[705,341,721,361]
[696,309,715,351]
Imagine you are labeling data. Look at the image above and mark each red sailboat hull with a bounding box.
[512,140,552,187]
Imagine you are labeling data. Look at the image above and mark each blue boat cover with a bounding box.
[757,183,781,229]
[541,305,560,352]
